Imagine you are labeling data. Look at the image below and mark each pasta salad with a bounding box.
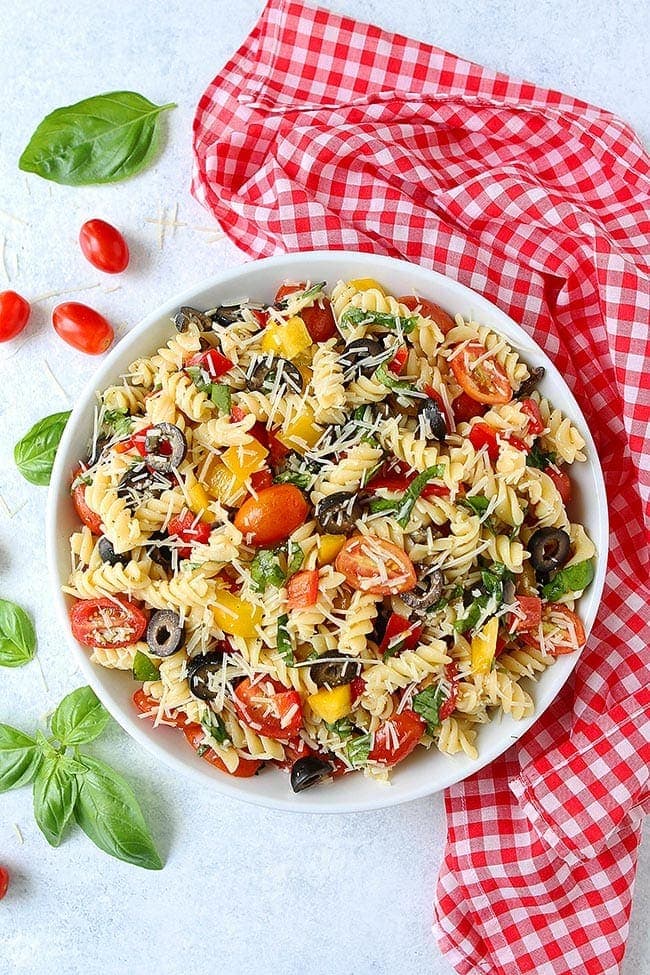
[64,278,596,792]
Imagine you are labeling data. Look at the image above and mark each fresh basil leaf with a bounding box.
[132,651,160,682]
[50,686,110,746]
[210,383,231,414]
[480,570,503,597]
[542,560,594,601]
[14,411,71,486]
[526,442,556,470]
[374,362,416,392]
[200,714,228,746]
[0,724,43,792]
[453,595,489,634]
[186,365,209,391]
[340,307,417,334]
[19,91,176,186]
[33,755,78,847]
[286,541,304,576]
[0,599,37,668]
[369,497,400,515]
[326,717,354,739]
[276,614,294,665]
[459,495,490,516]
[250,549,286,593]
[102,409,132,438]
[394,465,445,527]
[412,684,446,733]
[346,733,372,766]
[73,754,162,870]
[274,469,313,489]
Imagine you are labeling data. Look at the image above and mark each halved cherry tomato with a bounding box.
[53,302,114,355]
[369,709,426,766]
[529,605,586,656]
[439,661,460,721]
[234,484,308,545]
[380,613,423,654]
[545,466,572,504]
[79,219,129,274]
[234,677,303,741]
[71,597,147,648]
[71,472,102,534]
[167,511,212,558]
[468,422,500,461]
[286,569,319,610]
[453,391,487,424]
[0,866,9,900]
[0,291,31,342]
[132,689,188,728]
[182,723,261,777]
[450,342,512,405]
[389,345,408,375]
[350,676,366,704]
[249,468,273,493]
[520,397,544,434]
[509,595,542,634]
[185,348,233,379]
[275,282,304,303]
[301,299,337,342]
[398,295,456,334]
[335,535,417,595]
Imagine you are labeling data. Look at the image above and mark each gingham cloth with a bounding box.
[192,1,650,972]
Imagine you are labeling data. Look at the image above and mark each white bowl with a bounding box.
[47,250,608,813]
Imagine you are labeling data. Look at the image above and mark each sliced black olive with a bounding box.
[516,366,546,399]
[117,464,173,510]
[146,610,184,658]
[340,338,386,380]
[143,423,187,473]
[98,536,124,566]
[173,306,213,333]
[315,492,364,534]
[206,304,252,327]
[528,527,571,575]
[290,755,334,793]
[371,602,392,646]
[401,568,444,611]
[145,531,174,569]
[187,651,226,701]
[310,651,362,688]
[249,357,303,395]
[417,399,447,442]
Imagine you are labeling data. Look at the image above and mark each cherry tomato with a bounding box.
[275,282,304,303]
[350,676,366,704]
[380,613,423,654]
[286,569,319,610]
[529,605,587,656]
[509,595,542,634]
[185,348,233,379]
[71,472,102,534]
[234,677,303,741]
[507,435,530,453]
[300,299,337,342]
[0,291,30,342]
[545,466,572,504]
[79,219,129,274]
[53,302,114,355]
[234,484,308,545]
[398,295,456,334]
[520,397,544,435]
[369,709,426,766]
[468,422,500,461]
[182,723,262,777]
[453,391,487,424]
[71,597,147,648]
[450,342,512,405]
[335,535,417,595]
[249,468,273,493]
[439,662,460,721]
[167,511,212,558]
[0,866,9,900]
[132,689,189,728]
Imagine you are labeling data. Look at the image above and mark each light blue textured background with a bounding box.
[0,1,647,973]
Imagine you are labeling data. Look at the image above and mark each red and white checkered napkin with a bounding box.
[192,1,650,971]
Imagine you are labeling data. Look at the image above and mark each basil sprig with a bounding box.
[19,91,176,186]
[541,560,594,601]
[0,599,36,668]
[339,307,417,334]
[0,686,161,869]
[14,411,71,485]
[412,684,447,733]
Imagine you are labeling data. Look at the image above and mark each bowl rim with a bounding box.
[46,249,609,813]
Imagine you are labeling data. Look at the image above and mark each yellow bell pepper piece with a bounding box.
[277,406,323,452]
[471,616,499,675]
[204,460,246,506]
[221,440,268,479]
[187,481,212,523]
[308,685,352,723]
[318,534,347,565]
[349,278,386,295]
[260,315,312,360]
[211,590,262,639]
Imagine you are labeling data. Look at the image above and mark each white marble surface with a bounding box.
[0,1,648,973]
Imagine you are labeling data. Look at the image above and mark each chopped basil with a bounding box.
[274,469,313,489]
[453,596,489,634]
[368,465,444,527]
[201,714,229,746]
[250,549,286,593]
[526,442,556,470]
[326,717,354,739]
[374,362,416,392]
[275,281,326,311]
[132,651,159,682]
[459,495,490,516]
[286,541,304,576]
[542,560,594,601]
[210,384,232,414]
[276,614,294,665]
[412,684,446,733]
[339,307,417,334]
[346,733,372,766]
[102,408,133,438]
[186,365,209,392]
